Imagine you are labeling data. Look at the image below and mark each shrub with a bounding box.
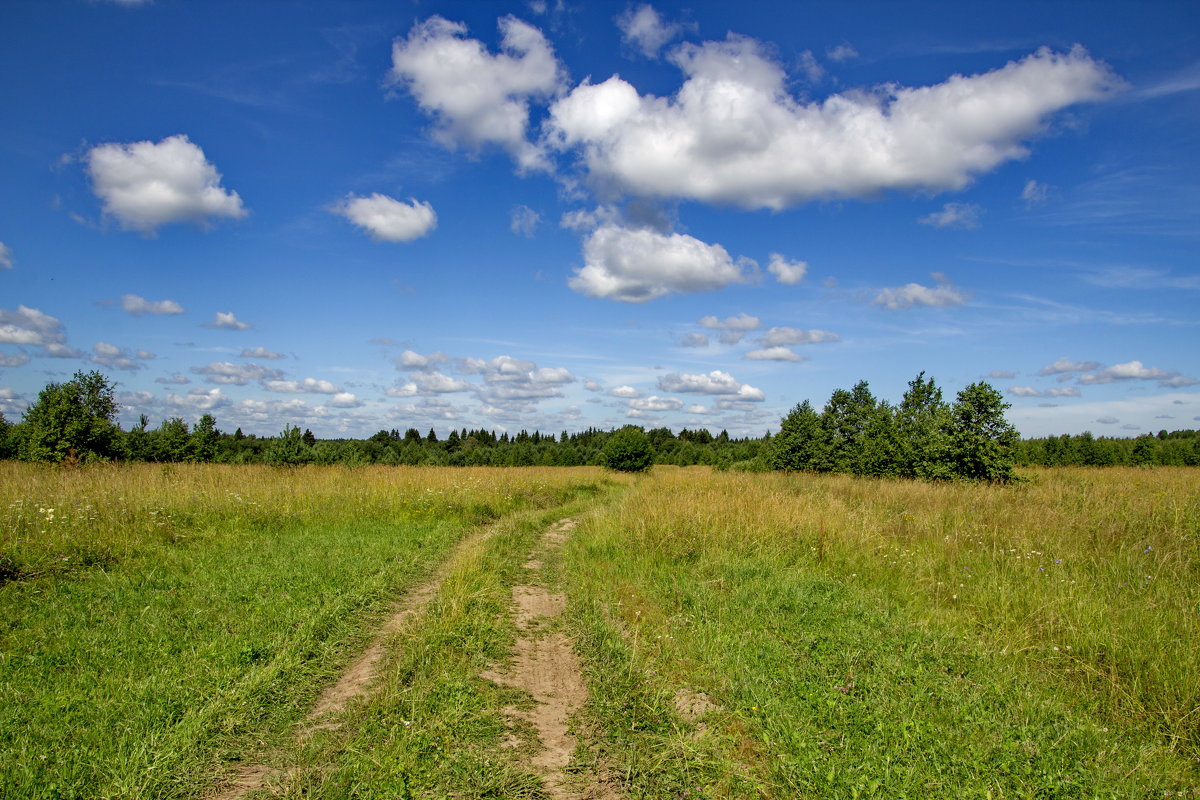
[601,426,653,473]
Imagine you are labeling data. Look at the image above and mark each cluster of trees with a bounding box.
[1,370,1195,478]
[769,374,1021,482]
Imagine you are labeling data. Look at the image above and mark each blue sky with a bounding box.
[1,0,1197,439]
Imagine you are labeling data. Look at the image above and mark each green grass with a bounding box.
[0,463,612,799]
[563,466,1200,798]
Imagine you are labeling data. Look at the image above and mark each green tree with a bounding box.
[601,425,653,473]
[266,424,313,466]
[188,414,219,462]
[770,400,824,471]
[896,372,954,479]
[949,382,1019,482]
[19,370,120,463]
[152,417,190,462]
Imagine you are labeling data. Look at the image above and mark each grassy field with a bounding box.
[1,463,1197,798]
[0,463,612,799]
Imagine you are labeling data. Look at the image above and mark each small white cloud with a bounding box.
[1096,416,1119,424]
[570,223,750,302]
[759,327,840,346]
[680,332,709,348]
[616,4,685,58]
[0,242,12,270]
[1008,385,1081,398]
[583,378,603,392]
[0,353,31,367]
[630,395,683,412]
[91,341,143,371]
[767,253,808,285]
[510,204,541,237]
[1037,357,1102,376]
[121,294,185,316]
[0,305,68,348]
[797,50,824,83]
[86,134,246,234]
[657,369,765,401]
[744,347,807,362]
[154,374,190,385]
[919,202,984,230]
[1021,179,1052,207]
[325,392,364,409]
[389,15,565,171]
[988,370,1016,379]
[203,311,252,330]
[262,378,343,395]
[192,362,284,386]
[873,274,967,310]
[698,312,760,331]
[134,349,155,360]
[333,193,436,242]
[609,385,641,398]
[1078,360,1193,387]
[826,43,858,62]
[240,346,285,360]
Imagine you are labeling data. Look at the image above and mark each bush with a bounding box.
[601,426,653,473]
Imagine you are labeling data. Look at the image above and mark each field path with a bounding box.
[210,521,502,800]
[482,518,621,800]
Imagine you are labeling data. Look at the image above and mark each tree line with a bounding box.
[1,370,1195,477]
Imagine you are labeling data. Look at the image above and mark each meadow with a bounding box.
[1,463,1197,798]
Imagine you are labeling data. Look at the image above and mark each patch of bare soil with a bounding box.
[484,518,621,800]
[209,525,497,800]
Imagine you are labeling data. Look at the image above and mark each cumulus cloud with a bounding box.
[744,347,807,362]
[759,326,840,347]
[1037,357,1103,376]
[616,4,685,58]
[1008,385,1081,398]
[657,369,765,400]
[919,202,983,229]
[569,223,750,302]
[0,243,12,270]
[510,204,541,236]
[0,353,31,368]
[827,43,858,62]
[203,311,252,330]
[389,15,565,171]
[583,378,603,392]
[154,373,190,385]
[241,346,285,360]
[121,293,184,316]
[1078,360,1195,387]
[192,362,284,386]
[546,42,1117,209]
[395,349,452,370]
[460,354,577,407]
[333,193,436,242]
[91,341,144,371]
[988,370,1017,379]
[325,392,364,408]
[0,305,68,349]
[767,253,807,285]
[262,377,343,395]
[679,332,709,348]
[1096,416,1119,424]
[609,385,641,398]
[630,395,683,411]
[411,371,471,393]
[698,312,760,343]
[873,273,966,310]
[86,134,246,233]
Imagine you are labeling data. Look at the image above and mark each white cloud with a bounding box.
[698,312,760,331]
[616,4,685,58]
[583,378,603,392]
[569,223,750,302]
[1078,360,1194,387]
[389,15,564,171]
[657,369,765,400]
[333,193,436,242]
[827,43,858,62]
[192,362,284,386]
[630,395,683,411]
[988,370,1016,379]
[91,341,144,372]
[609,385,641,398]
[154,374,190,385]
[767,253,807,285]
[0,305,67,348]
[240,346,285,360]
[1037,357,1103,376]
[1096,416,1119,425]
[86,134,246,233]
[1008,385,1081,398]
[325,392,364,409]
[165,388,230,413]
[744,347,807,362]
[547,42,1116,210]
[510,204,541,236]
[203,311,252,330]
[412,371,471,393]
[1021,179,1052,206]
[0,353,31,367]
[759,326,840,346]
[919,202,983,229]
[0,243,12,270]
[679,332,709,348]
[262,378,343,395]
[797,50,824,84]
[121,293,184,316]
[873,273,967,310]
